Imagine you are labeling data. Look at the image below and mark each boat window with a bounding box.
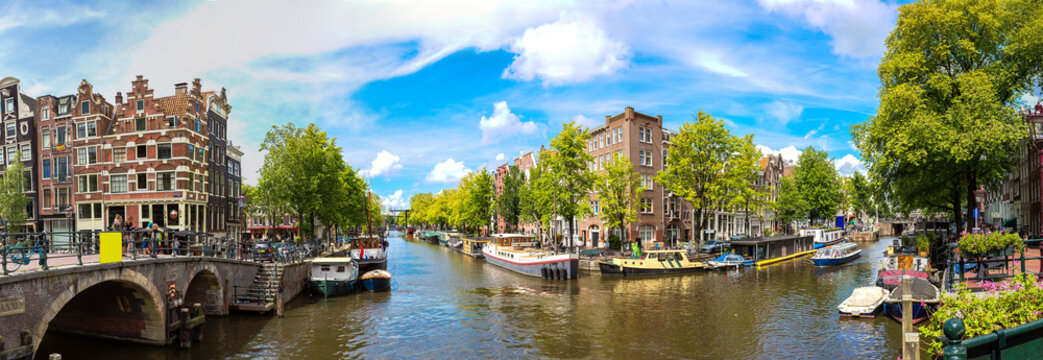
[657,253,666,261]
[674,253,683,261]
[336,266,346,273]
[321,266,330,272]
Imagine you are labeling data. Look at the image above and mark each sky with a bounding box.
[0,0,903,210]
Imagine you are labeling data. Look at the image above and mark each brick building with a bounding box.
[206,88,231,239]
[226,144,244,241]
[493,150,540,235]
[70,80,115,231]
[0,76,38,230]
[35,94,76,238]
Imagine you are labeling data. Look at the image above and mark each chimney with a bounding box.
[656,115,663,123]
[625,106,634,118]
[115,92,123,105]
[174,83,188,95]
[191,78,201,96]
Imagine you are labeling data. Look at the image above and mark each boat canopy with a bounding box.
[312,257,354,264]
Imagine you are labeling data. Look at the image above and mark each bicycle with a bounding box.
[3,234,49,273]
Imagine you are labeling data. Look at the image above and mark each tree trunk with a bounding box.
[744,198,751,235]
[965,171,976,233]
[952,186,962,236]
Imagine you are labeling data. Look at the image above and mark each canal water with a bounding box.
[38,233,902,359]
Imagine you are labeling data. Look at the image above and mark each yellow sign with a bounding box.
[100,232,123,264]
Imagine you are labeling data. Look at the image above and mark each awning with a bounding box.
[1003,218,1017,228]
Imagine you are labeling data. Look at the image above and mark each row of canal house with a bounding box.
[0,76,244,244]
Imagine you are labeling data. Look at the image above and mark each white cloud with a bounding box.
[496,153,505,161]
[758,0,898,58]
[694,53,749,77]
[382,190,408,209]
[803,129,818,139]
[765,101,804,125]
[757,144,802,163]
[571,114,600,129]
[363,150,403,177]
[479,101,538,144]
[0,3,104,34]
[504,15,628,85]
[426,158,472,184]
[835,154,867,176]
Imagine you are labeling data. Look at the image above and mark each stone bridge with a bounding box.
[0,256,309,358]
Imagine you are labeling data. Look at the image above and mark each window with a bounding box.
[89,147,97,164]
[136,117,146,131]
[56,126,67,145]
[639,150,652,166]
[166,116,176,127]
[157,172,174,191]
[42,159,51,179]
[616,127,622,143]
[639,126,653,143]
[58,102,68,114]
[188,144,195,161]
[77,175,99,192]
[20,144,30,160]
[195,119,201,132]
[641,174,653,189]
[113,148,126,163]
[110,175,127,193]
[57,188,69,208]
[641,198,653,214]
[196,147,204,161]
[593,200,599,215]
[42,106,50,120]
[3,98,12,114]
[663,148,669,167]
[158,143,172,159]
[87,122,96,137]
[137,173,148,191]
[141,204,150,219]
[5,123,14,138]
[78,204,91,219]
[638,225,655,243]
[196,174,203,191]
[6,146,16,163]
[22,170,31,192]
[57,157,69,181]
[137,145,147,159]
[42,130,51,149]
[76,123,85,138]
[43,189,52,209]
[136,99,143,111]
[81,101,90,114]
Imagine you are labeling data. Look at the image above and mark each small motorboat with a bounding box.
[883,277,940,324]
[837,286,888,318]
[447,238,463,249]
[811,242,861,266]
[360,269,392,292]
[706,252,752,269]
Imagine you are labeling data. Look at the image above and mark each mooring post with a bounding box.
[192,303,204,343]
[275,290,284,317]
[179,308,191,348]
[902,275,920,360]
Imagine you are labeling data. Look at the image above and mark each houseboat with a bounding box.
[799,228,845,249]
[482,234,578,280]
[349,236,387,273]
[460,237,489,258]
[308,257,359,297]
[729,235,816,267]
[811,242,862,266]
[875,243,931,290]
[439,231,461,247]
[598,249,706,275]
[883,277,940,323]
[837,286,889,318]
[419,232,440,244]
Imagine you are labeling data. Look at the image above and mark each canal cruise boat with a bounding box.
[309,257,359,297]
[599,249,706,275]
[799,227,845,249]
[482,234,579,280]
[349,236,388,273]
[811,242,862,266]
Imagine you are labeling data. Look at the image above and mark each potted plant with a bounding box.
[916,233,931,257]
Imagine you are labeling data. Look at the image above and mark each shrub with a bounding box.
[920,274,1043,355]
[959,232,1024,256]
[607,234,621,250]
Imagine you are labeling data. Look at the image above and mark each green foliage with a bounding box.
[915,232,934,251]
[723,135,767,235]
[849,172,872,219]
[520,161,555,240]
[546,122,595,244]
[773,176,806,234]
[920,274,1043,355]
[655,111,740,240]
[495,165,523,231]
[853,0,1043,232]
[959,232,1025,256]
[0,153,29,232]
[607,234,621,250]
[594,152,643,250]
[461,168,494,234]
[408,192,434,226]
[794,146,840,222]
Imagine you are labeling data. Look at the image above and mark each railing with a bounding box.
[940,317,1043,360]
[1,230,322,275]
[944,239,1043,292]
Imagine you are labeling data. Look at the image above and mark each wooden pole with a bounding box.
[901,275,919,360]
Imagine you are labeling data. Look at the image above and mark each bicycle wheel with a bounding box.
[3,247,28,272]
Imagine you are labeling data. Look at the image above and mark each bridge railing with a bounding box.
[0,230,323,275]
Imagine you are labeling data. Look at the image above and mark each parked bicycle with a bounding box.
[3,234,49,273]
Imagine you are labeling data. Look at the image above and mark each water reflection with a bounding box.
[38,235,901,359]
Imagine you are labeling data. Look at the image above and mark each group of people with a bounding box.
[110,214,174,255]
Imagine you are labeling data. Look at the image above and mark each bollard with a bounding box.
[179,308,191,348]
[275,291,284,317]
[50,354,62,360]
[941,318,967,360]
[192,303,205,342]
[901,275,920,360]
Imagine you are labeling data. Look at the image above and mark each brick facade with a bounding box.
[0,77,38,231]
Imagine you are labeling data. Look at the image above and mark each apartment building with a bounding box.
[206,88,231,238]
[0,77,38,230]
[226,144,244,241]
[35,94,75,236]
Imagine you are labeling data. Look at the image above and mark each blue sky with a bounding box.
[1,0,907,209]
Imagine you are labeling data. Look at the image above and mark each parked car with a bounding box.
[700,240,731,254]
[253,241,273,262]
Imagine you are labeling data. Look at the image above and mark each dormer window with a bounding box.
[81,101,90,114]
[41,106,50,120]
[58,103,68,115]
[3,98,13,114]
[136,99,144,111]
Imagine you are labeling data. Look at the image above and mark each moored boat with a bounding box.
[811,242,862,266]
[460,237,488,258]
[483,234,578,280]
[420,232,440,244]
[883,277,940,323]
[706,252,752,269]
[360,269,391,292]
[875,243,930,290]
[598,249,705,275]
[308,257,359,297]
[837,286,888,318]
[799,228,845,249]
[349,236,388,273]
[439,231,461,247]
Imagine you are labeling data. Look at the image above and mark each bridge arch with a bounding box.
[35,268,166,351]
[185,264,226,315]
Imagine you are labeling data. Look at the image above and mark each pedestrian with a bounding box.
[111,214,123,231]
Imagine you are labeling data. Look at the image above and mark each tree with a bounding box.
[655,111,739,243]
[520,162,554,242]
[850,172,873,225]
[461,168,494,235]
[794,146,840,224]
[408,192,434,227]
[724,134,765,236]
[0,154,29,233]
[594,152,644,252]
[853,0,1043,232]
[545,122,594,249]
[773,176,806,234]
[495,165,523,232]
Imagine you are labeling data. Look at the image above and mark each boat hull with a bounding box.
[361,270,391,292]
[619,265,703,275]
[309,279,354,297]
[598,261,624,275]
[812,250,861,266]
[484,252,578,279]
[356,258,387,274]
[885,302,931,324]
[839,304,883,318]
